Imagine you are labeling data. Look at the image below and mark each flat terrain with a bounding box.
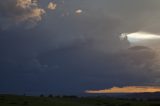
[0,94,160,106]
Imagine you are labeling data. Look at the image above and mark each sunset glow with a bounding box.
[86,86,160,94]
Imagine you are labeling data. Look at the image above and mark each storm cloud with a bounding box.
[1,0,160,95]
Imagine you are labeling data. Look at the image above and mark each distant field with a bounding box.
[0,94,160,106]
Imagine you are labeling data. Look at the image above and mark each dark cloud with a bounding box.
[33,44,160,94]
[1,0,160,95]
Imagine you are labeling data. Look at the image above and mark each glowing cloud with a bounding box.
[86,86,160,94]
[16,0,45,22]
[48,2,57,10]
[75,9,83,14]
[0,0,45,29]
[120,32,160,43]
[16,0,35,8]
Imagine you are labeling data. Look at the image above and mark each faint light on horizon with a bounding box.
[85,86,160,94]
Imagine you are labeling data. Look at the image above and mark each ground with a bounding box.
[0,94,160,106]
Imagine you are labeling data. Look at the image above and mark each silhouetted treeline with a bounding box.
[39,94,78,99]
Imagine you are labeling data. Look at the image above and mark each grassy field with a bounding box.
[0,94,160,106]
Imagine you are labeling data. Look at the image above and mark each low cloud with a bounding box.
[86,86,160,94]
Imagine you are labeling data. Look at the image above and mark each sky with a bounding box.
[1,0,160,95]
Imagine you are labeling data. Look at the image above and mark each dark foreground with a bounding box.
[0,94,160,106]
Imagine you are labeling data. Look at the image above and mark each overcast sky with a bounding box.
[1,0,160,95]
